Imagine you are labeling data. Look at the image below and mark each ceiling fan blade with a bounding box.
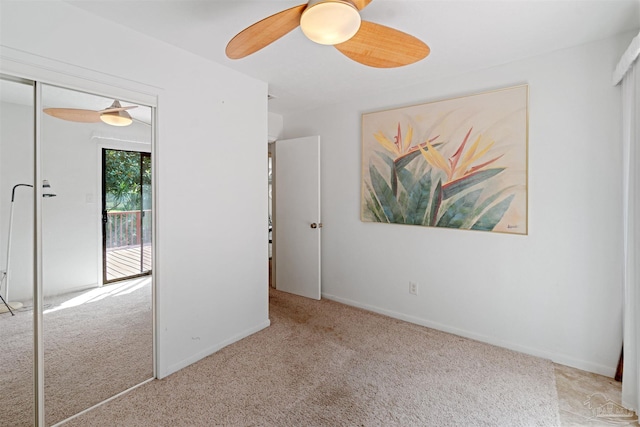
[43,108,101,123]
[334,21,430,68]
[226,3,307,59]
[351,0,373,11]
[100,105,138,114]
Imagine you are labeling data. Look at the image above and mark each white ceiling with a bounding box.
[67,0,639,115]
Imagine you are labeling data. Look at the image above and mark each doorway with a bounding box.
[268,147,273,287]
[102,149,152,283]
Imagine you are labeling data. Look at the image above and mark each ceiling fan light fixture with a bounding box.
[100,110,133,126]
[99,100,133,126]
[300,0,361,46]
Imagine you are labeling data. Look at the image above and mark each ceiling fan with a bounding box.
[43,100,138,127]
[226,0,430,68]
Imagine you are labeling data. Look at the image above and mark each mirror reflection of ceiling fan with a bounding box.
[226,0,430,68]
[44,100,140,127]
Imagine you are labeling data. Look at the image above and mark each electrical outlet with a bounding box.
[409,281,418,296]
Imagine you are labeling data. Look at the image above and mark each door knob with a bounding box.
[310,223,317,229]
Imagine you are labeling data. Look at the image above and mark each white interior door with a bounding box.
[274,136,321,300]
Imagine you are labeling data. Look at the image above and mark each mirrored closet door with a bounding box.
[0,76,155,426]
[0,75,36,427]
[41,84,154,426]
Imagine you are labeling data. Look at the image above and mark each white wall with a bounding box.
[0,101,34,301]
[268,112,284,142]
[283,32,636,376]
[1,0,269,378]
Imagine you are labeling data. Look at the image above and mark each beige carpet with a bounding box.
[66,289,560,426]
[0,277,153,426]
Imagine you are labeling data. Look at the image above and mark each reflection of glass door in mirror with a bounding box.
[0,75,36,427]
[102,149,152,283]
[41,84,154,425]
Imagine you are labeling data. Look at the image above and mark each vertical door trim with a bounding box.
[139,153,144,273]
[101,148,107,286]
[34,80,45,427]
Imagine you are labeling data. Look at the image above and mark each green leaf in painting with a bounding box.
[394,150,422,170]
[399,190,410,210]
[370,164,405,224]
[394,142,443,170]
[364,182,388,223]
[414,159,428,181]
[405,173,432,225]
[364,198,381,222]
[376,150,400,196]
[427,179,443,226]
[472,194,515,231]
[391,167,398,197]
[396,165,415,194]
[375,151,395,169]
[442,168,505,200]
[461,186,518,229]
[437,189,483,228]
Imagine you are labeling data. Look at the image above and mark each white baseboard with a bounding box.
[160,319,271,379]
[322,292,615,378]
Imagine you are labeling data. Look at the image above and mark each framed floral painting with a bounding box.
[361,85,528,234]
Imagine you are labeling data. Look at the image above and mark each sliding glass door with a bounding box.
[102,149,152,283]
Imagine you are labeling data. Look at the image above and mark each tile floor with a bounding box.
[556,364,639,426]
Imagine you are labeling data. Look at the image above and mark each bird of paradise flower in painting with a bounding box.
[363,122,518,231]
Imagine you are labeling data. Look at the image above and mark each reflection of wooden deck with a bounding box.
[106,245,152,282]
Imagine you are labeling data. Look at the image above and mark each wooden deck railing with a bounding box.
[106,210,151,249]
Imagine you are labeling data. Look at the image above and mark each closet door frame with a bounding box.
[0,57,159,426]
